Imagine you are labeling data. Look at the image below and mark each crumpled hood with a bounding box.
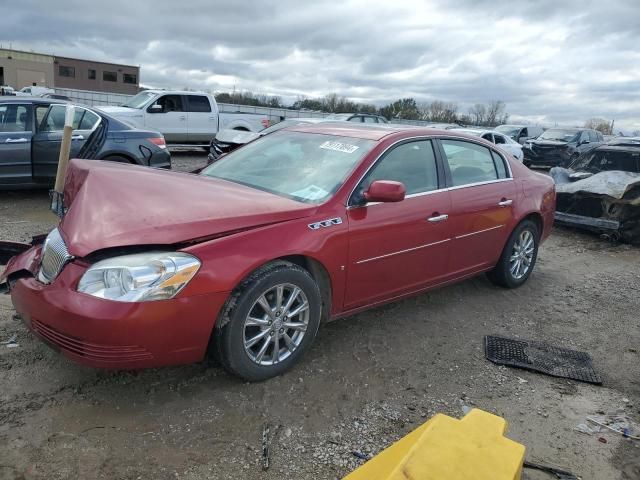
[59,159,317,257]
[552,168,640,199]
[530,140,570,148]
[215,129,261,145]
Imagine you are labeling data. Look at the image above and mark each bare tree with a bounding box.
[468,104,487,125]
[419,100,458,123]
[584,118,613,135]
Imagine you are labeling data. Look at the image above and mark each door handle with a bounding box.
[498,199,513,207]
[179,115,186,120]
[427,213,449,223]
[5,137,28,143]
[71,134,84,141]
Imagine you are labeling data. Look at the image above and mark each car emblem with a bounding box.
[308,217,343,230]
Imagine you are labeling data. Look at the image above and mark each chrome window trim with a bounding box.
[355,238,451,265]
[347,134,513,209]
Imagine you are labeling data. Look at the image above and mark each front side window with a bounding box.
[441,139,500,186]
[103,71,117,82]
[58,65,75,78]
[187,95,211,112]
[0,104,30,132]
[363,116,376,123]
[202,131,375,204]
[347,116,363,122]
[357,140,439,198]
[151,95,184,113]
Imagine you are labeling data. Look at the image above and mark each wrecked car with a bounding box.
[551,138,640,243]
[523,128,603,168]
[1,124,555,381]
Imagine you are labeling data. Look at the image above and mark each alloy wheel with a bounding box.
[509,230,535,280]
[243,283,310,366]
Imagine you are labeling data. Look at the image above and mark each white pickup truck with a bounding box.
[97,90,270,146]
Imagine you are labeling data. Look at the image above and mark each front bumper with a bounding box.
[7,247,228,369]
[554,211,620,232]
[523,147,571,167]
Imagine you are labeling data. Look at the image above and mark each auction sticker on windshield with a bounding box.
[319,141,360,154]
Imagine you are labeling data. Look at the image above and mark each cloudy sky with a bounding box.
[3,0,640,130]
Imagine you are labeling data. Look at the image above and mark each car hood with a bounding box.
[551,167,640,199]
[214,129,261,145]
[95,106,142,117]
[59,159,317,257]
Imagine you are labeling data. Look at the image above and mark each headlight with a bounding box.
[77,252,200,302]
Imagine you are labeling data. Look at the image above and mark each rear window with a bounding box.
[187,95,212,112]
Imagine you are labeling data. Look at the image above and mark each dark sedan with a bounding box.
[0,97,170,189]
[523,128,603,168]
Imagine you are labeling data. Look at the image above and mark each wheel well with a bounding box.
[233,127,250,132]
[102,153,135,164]
[278,255,332,323]
[522,212,543,236]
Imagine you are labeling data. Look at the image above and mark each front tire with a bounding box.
[214,262,321,381]
[487,220,540,288]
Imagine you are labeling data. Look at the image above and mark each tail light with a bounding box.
[261,119,270,128]
[148,137,167,149]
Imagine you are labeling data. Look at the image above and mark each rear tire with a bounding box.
[487,220,540,288]
[214,261,321,381]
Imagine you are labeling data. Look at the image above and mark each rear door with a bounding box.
[186,94,216,143]
[0,102,33,186]
[345,139,452,308]
[32,105,99,182]
[437,138,515,276]
[145,94,188,143]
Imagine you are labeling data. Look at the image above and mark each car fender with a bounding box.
[178,209,349,316]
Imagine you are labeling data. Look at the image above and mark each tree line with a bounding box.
[214,90,510,127]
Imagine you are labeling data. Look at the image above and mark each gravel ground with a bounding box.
[0,153,639,479]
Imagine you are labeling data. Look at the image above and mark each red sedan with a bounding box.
[1,124,555,381]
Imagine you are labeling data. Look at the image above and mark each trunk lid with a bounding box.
[60,159,317,257]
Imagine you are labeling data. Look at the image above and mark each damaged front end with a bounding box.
[552,168,640,243]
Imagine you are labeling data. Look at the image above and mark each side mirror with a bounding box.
[364,180,406,203]
[148,104,163,113]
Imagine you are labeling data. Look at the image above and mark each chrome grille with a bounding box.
[38,228,73,284]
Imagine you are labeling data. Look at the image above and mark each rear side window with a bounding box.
[492,151,508,179]
[360,140,439,196]
[441,139,499,186]
[187,95,212,112]
[493,134,506,144]
[363,116,376,123]
[0,104,30,132]
[347,116,362,122]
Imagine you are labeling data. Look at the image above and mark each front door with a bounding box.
[0,102,33,186]
[32,104,98,182]
[145,94,188,143]
[437,138,515,275]
[345,139,452,309]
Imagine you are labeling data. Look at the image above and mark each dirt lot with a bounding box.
[1,153,639,480]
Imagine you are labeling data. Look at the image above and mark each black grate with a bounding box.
[484,335,602,385]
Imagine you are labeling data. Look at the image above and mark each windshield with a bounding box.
[260,119,309,135]
[495,126,521,137]
[122,91,157,109]
[538,129,579,142]
[325,113,352,120]
[201,131,375,204]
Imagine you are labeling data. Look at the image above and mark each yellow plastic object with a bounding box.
[344,408,525,480]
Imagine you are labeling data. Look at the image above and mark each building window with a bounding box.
[123,73,137,84]
[58,65,75,78]
[103,71,117,82]
[88,69,96,80]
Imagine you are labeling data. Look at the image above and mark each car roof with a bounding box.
[286,122,483,142]
[0,96,68,105]
[451,128,495,136]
